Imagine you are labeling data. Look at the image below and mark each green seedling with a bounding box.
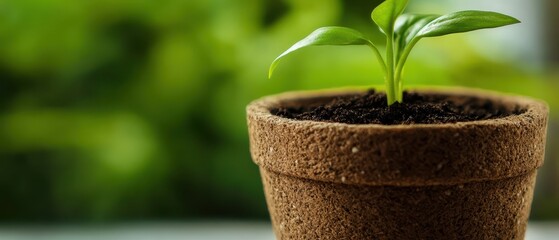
[269,0,520,105]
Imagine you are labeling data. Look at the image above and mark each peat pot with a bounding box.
[247,88,548,240]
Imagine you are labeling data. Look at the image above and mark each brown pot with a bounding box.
[247,88,548,240]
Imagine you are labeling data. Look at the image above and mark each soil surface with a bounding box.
[271,90,523,125]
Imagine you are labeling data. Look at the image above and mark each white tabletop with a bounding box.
[0,222,557,240]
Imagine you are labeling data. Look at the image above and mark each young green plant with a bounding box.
[268,0,520,105]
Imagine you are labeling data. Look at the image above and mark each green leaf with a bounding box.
[372,0,409,35]
[269,26,376,78]
[394,14,439,58]
[417,10,520,38]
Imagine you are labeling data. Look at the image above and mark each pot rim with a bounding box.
[247,87,549,186]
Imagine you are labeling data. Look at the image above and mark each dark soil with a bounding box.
[271,90,523,125]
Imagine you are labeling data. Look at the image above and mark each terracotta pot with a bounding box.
[247,88,548,240]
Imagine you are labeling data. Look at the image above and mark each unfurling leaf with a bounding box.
[372,0,409,35]
[417,10,520,38]
[269,27,376,78]
[394,14,439,58]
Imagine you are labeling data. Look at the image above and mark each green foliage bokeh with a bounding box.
[0,0,557,222]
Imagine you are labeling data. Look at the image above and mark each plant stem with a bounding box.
[394,63,404,102]
[368,44,388,75]
[385,35,396,105]
[394,37,421,102]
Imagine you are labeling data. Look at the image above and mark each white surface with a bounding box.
[0,222,274,240]
[0,222,557,240]
[526,222,559,240]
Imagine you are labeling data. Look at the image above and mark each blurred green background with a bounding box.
[0,0,558,223]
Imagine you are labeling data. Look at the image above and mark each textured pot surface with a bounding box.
[247,88,548,240]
